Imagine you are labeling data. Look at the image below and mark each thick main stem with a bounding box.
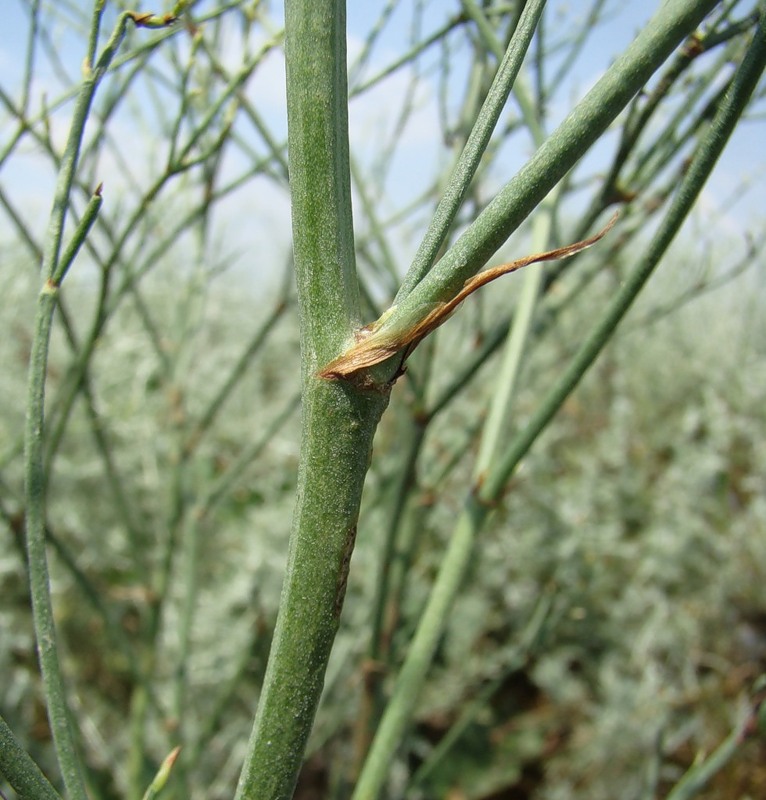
[235,382,387,800]
[234,1,390,798]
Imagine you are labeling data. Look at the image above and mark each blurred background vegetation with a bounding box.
[1,1,765,798]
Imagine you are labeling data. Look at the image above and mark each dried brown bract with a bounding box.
[319,214,617,381]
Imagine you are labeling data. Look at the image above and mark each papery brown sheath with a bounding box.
[319,214,617,381]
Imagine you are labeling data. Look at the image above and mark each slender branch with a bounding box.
[396,0,547,300]
[666,679,765,800]
[22,9,177,800]
[0,712,63,800]
[24,260,89,800]
[332,0,719,383]
[483,0,766,503]
[352,5,766,797]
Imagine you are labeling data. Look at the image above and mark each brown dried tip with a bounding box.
[319,213,618,381]
[129,12,178,28]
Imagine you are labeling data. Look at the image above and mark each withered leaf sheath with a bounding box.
[318,214,617,381]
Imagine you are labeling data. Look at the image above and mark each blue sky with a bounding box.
[344,0,766,236]
[1,0,764,288]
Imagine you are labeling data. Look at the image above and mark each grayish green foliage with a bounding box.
[1,2,765,800]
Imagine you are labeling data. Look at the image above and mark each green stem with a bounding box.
[370,0,719,357]
[140,746,181,800]
[666,701,758,800]
[473,195,556,478]
[23,10,177,799]
[473,45,555,477]
[410,591,553,789]
[396,0,547,300]
[283,0,360,371]
[665,730,740,800]
[351,495,489,800]
[51,185,103,285]
[351,17,463,96]
[482,0,766,503]
[368,420,427,666]
[24,280,89,800]
[86,0,106,69]
[358,5,549,752]
[0,712,63,800]
[234,2,390,798]
[353,5,766,797]
[21,0,41,116]
[235,383,388,800]
[39,10,137,284]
